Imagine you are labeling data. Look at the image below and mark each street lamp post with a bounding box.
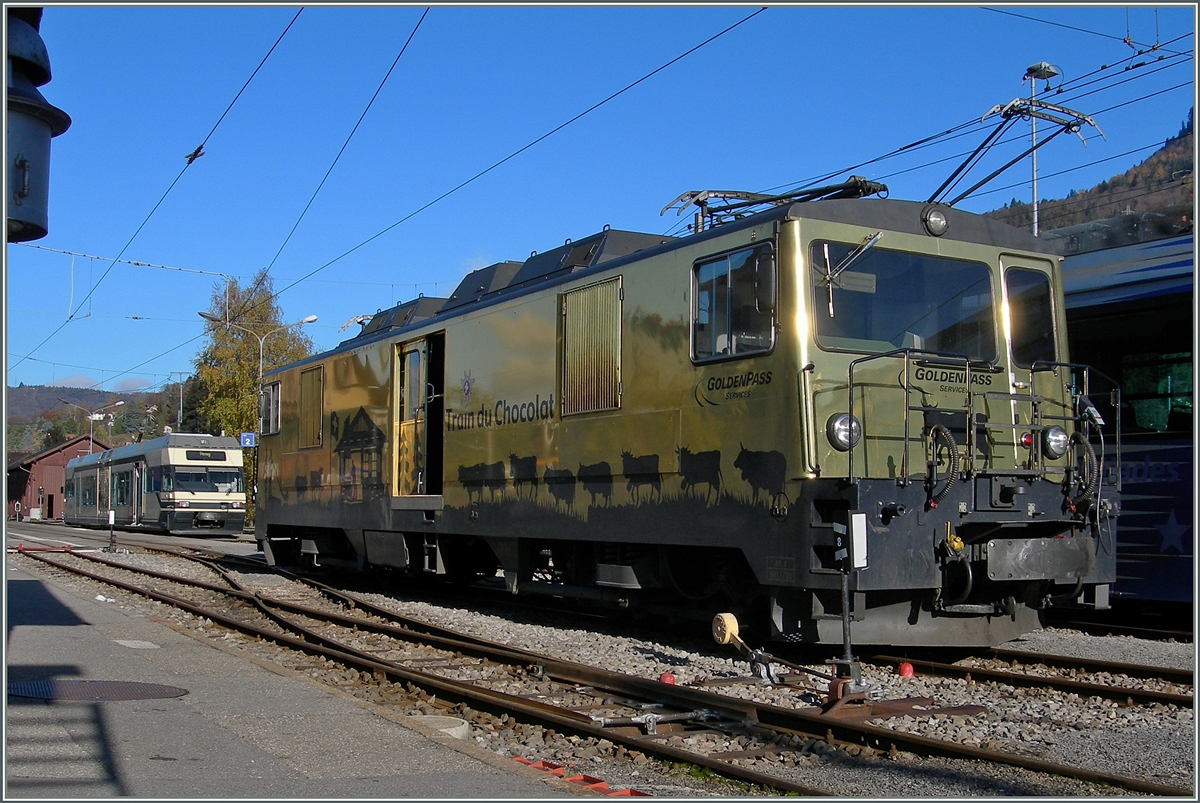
[57,398,125,452]
[199,311,317,516]
[168,371,188,431]
[197,312,318,434]
[1024,61,1061,236]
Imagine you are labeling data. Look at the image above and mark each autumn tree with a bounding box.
[195,270,315,437]
[195,270,316,522]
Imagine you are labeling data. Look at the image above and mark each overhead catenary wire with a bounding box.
[21,6,1190,393]
[229,7,431,325]
[224,7,769,329]
[32,9,771,396]
[980,155,1193,226]
[952,140,1184,205]
[14,243,449,295]
[659,69,1194,238]
[761,52,1192,204]
[10,8,304,371]
[981,7,1190,57]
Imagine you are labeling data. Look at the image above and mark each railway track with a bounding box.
[867,649,1192,709]
[12,544,1192,797]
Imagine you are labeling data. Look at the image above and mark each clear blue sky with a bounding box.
[5,4,1195,395]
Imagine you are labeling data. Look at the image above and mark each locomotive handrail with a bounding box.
[1029,360,1122,493]
[799,363,820,477]
[846,347,979,485]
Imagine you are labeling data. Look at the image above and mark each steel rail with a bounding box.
[18,548,830,796]
[19,548,1192,797]
[1048,617,1194,644]
[201,557,1198,797]
[870,653,1192,709]
[985,647,1194,686]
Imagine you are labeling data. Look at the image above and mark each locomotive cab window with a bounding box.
[1004,267,1057,368]
[692,243,775,361]
[812,240,996,362]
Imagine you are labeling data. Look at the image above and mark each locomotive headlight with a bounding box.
[1042,425,1069,459]
[826,413,862,451]
[922,205,949,237]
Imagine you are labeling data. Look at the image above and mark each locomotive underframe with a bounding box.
[259,467,1112,646]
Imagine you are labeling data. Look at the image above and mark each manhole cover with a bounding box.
[7,680,188,701]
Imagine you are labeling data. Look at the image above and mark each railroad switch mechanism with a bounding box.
[711,613,987,721]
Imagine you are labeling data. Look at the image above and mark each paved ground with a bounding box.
[5,554,576,798]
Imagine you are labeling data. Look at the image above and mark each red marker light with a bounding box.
[1020,432,1034,449]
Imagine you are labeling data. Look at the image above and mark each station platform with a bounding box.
[5,557,576,798]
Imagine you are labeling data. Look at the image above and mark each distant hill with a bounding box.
[5,385,150,424]
[985,107,1193,233]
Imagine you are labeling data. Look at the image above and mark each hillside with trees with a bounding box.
[985,107,1193,233]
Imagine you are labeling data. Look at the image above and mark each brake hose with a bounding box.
[927,424,960,509]
[1069,431,1100,504]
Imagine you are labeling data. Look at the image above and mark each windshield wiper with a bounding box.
[821,231,883,317]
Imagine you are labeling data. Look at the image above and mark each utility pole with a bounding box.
[1025,61,1060,236]
[169,371,188,431]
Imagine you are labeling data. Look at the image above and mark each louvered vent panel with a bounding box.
[561,277,622,416]
[299,366,324,448]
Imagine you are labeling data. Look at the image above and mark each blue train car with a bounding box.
[1048,205,1193,603]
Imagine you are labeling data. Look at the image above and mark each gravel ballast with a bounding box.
[9,548,1194,797]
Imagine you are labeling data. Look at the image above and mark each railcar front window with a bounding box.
[812,241,996,362]
[172,469,211,491]
[693,244,775,361]
[165,467,244,492]
[1005,268,1056,367]
[210,469,245,493]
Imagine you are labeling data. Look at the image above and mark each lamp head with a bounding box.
[1025,61,1059,81]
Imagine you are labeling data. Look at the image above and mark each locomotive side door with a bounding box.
[133,463,142,525]
[393,334,445,503]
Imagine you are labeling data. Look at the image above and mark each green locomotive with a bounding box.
[257,180,1118,646]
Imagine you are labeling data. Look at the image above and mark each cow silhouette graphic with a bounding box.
[543,467,576,511]
[621,451,661,504]
[578,461,614,507]
[458,461,506,504]
[733,444,786,504]
[509,454,538,500]
[676,447,722,503]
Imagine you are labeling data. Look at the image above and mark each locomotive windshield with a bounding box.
[812,240,996,362]
[164,466,244,493]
